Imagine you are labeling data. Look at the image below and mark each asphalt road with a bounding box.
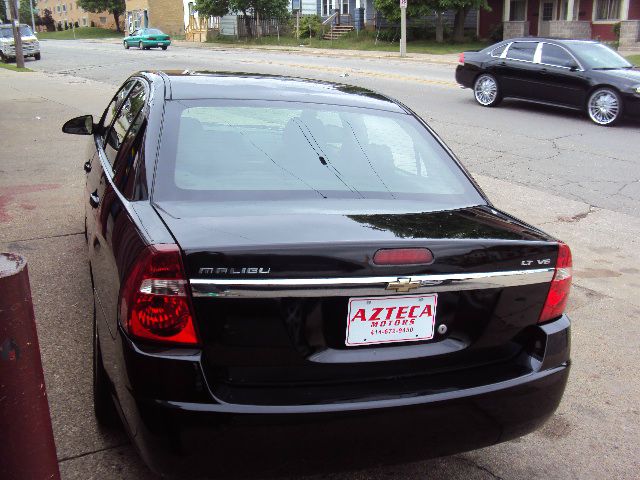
[1,39,639,480]
[32,39,640,217]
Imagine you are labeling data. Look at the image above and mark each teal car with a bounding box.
[124,28,171,50]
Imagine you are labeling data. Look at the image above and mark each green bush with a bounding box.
[296,15,322,38]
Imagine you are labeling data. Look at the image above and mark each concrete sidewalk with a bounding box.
[1,68,639,479]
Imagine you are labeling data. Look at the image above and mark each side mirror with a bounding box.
[62,115,94,135]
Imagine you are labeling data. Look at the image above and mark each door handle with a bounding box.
[540,68,548,75]
[84,161,92,173]
[499,61,506,66]
[89,190,100,209]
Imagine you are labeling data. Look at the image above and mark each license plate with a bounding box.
[158,42,163,46]
[345,294,437,346]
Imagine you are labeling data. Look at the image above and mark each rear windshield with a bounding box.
[146,29,164,35]
[153,100,484,206]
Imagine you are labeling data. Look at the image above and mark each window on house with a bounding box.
[509,0,526,21]
[595,0,620,20]
[342,0,348,14]
[560,0,580,19]
[99,16,106,24]
[82,17,87,26]
[62,4,66,11]
[542,2,554,21]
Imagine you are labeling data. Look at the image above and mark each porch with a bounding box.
[479,0,640,45]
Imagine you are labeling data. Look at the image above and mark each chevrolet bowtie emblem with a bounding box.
[386,277,421,293]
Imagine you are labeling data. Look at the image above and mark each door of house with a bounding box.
[539,0,557,37]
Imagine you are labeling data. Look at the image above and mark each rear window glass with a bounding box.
[153,100,484,207]
[490,44,507,57]
[506,42,538,61]
[146,29,163,35]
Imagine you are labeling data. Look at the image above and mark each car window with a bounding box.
[101,80,136,140]
[566,41,632,69]
[103,82,147,172]
[153,100,485,208]
[541,44,575,68]
[147,29,163,35]
[113,111,146,198]
[490,44,507,57]
[506,42,538,62]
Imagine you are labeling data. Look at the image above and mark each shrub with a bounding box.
[297,15,322,38]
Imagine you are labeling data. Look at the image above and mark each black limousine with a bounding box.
[456,38,640,126]
[63,72,572,477]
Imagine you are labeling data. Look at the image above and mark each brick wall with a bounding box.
[148,0,185,35]
[619,20,640,49]
[503,21,530,39]
[547,20,592,38]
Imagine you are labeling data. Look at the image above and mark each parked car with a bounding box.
[63,72,572,478]
[123,28,170,50]
[456,38,640,126]
[0,24,40,62]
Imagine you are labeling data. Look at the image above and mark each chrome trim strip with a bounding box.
[189,268,555,298]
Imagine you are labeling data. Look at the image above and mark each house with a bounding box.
[125,0,184,35]
[478,0,640,49]
[36,0,120,30]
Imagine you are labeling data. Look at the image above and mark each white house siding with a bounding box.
[288,0,320,16]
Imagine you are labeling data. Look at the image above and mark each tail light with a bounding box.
[119,244,199,346]
[539,242,572,323]
[458,52,465,64]
[373,248,434,265]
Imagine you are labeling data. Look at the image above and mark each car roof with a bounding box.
[143,71,407,113]
[503,37,599,45]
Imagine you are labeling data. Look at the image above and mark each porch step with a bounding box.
[322,25,354,40]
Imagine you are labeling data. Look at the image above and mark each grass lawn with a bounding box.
[0,62,33,72]
[208,32,488,55]
[37,27,124,40]
[626,54,640,66]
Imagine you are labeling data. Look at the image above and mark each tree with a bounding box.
[373,0,489,43]
[194,0,288,38]
[77,0,126,32]
[1,1,7,23]
[450,0,488,42]
[19,0,39,25]
[39,8,55,31]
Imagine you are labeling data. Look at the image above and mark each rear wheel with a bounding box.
[587,87,622,126]
[473,74,502,107]
[123,40,129,49]
[92,297,118,426]
[34,52,41,60]
[0,52,8,63]
[161,45,167,50]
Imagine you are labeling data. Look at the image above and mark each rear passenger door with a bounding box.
[90,79,148,346]
[536,42,589,108]
[495,41,545,100]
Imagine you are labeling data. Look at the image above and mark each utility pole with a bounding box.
[8,0,25,68]
[29,0,35,33]
[399,0,407,57]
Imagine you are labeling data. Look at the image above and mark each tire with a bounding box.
[0,53,8,63]
[161,46,167,50]
[34,52,41,60]
[124,40,129,49]
[473,74,502,107]
[92,297,118,426]
[587,87,622,126]
[139,41,144,50]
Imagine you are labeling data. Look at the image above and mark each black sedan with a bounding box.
[63,72,571,478]
[456,38,640,126]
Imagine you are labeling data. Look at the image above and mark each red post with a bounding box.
[0,253,61,480]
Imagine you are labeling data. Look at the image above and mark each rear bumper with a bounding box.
[112,316,570,478]
[455,65,476,89]
[141,40,170,47]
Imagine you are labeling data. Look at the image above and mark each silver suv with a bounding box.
[0,24,40,62]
